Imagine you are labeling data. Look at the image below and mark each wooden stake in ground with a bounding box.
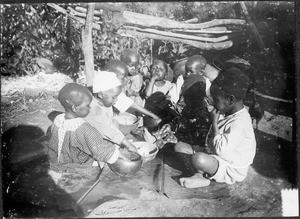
[82,3,95,88]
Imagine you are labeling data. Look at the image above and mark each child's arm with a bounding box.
[130,102,161,122]
[210,108,220,137]
[145,74,159,97]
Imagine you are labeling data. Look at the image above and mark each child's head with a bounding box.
[103,59,129,84]
[210,67,250,114]
[120,49,140,76]
[93,71,122,107]
[185,55,207,78]
[150,59,168,81]
[58,83,92,118]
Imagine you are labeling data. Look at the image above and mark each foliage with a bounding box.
[1,4,82,76]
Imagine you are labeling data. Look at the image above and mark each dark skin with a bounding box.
[64,93,92,119]
[177,84,244,188]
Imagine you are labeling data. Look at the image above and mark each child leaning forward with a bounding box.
[175,67,256,188]
[46,83,125,193]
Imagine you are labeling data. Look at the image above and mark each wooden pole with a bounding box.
[240,2,266,50]
[82,3,95,88]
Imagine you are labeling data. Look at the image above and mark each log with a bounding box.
[78,3,125,13]
[183,18,199,23]
[123,11,246,29]
[249,89,293,103]
[82,3,95,87]
[47,3,101,30]
[68,6,100,21]
[75,6,103,15]
[118,29,233,50]
[123,26,230,43]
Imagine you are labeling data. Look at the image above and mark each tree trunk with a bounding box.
[82,3,95,88]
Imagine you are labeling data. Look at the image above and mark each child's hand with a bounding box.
[210,108,220,124]
[151,74,160,81]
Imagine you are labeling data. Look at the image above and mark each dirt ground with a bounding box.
[1,95,297,218]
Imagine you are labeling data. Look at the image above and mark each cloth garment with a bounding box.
[152,80,174,95]
[212,67,250,99]
[93,70,121,93]
[47,113,119,175]
[85,97,125,145]
[168,75,184,104]
[126,74,144,93]
[206,107,256,184]
[114,92,134,113]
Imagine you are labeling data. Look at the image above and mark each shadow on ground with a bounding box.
[2,125,83,218]
[251,129,297,187]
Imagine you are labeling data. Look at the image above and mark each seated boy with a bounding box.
[84,71,138,151]
[175,68,256,188]
[46,83,121,193]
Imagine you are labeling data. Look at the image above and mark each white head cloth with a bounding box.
[93,70,121,93]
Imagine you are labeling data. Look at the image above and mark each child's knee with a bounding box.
[174,141,193,154]
[191,152,207,169]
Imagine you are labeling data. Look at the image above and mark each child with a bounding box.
[102,59,161,123]
[46,83,121,193]
[175,67,256,188]
[120,49,144,106]
[145,59,174,97]
[84,71,138,151]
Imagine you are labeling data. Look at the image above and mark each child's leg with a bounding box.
[179,152,219,188]
[174,142,197,176]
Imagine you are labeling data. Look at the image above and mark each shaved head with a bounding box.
[185,55,207,77]
[58,83,92,110]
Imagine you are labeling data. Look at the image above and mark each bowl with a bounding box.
[108,149,143,177]
[115,112,139,135]
[133,141,159,163]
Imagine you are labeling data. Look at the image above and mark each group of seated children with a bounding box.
[45,49,256,192]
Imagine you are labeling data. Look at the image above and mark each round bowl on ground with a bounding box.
[108,149,143,177]
[133,141,159,163]
[115,112,139,136]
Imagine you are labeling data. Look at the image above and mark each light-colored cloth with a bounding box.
[152,80,174,95]
[93,71,121,93]
[127,74,143,93]
[206,107,256,184]
[114,92,134,113]
[168,75,184,104]
[85,97,125,145]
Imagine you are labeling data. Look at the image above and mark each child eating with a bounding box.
[46,83,121,192]
[175,67,256,188]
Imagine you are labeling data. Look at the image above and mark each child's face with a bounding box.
[73,94,92,118]
[151,61,167,81]
[127,62,139,76]
[185,62,206,78]
[98,86,122,107]
[210,85,230,114]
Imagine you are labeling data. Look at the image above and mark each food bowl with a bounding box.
[133,141,159,163]
[108,149,143,177]
[115,112,139,136]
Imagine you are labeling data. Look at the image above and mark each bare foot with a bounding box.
[179,173,211,188]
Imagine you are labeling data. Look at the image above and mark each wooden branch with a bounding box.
[183,18,199,23]
[75,6,103,15]
[240,2,265,50]
[123,11,246,29]
[47,3,101,30]
[118,29,233,50]
[249,89,293,103]
[68,6,100,21]
[82,3,95,87]
[123,26,229,43]
[78,3,125,13]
